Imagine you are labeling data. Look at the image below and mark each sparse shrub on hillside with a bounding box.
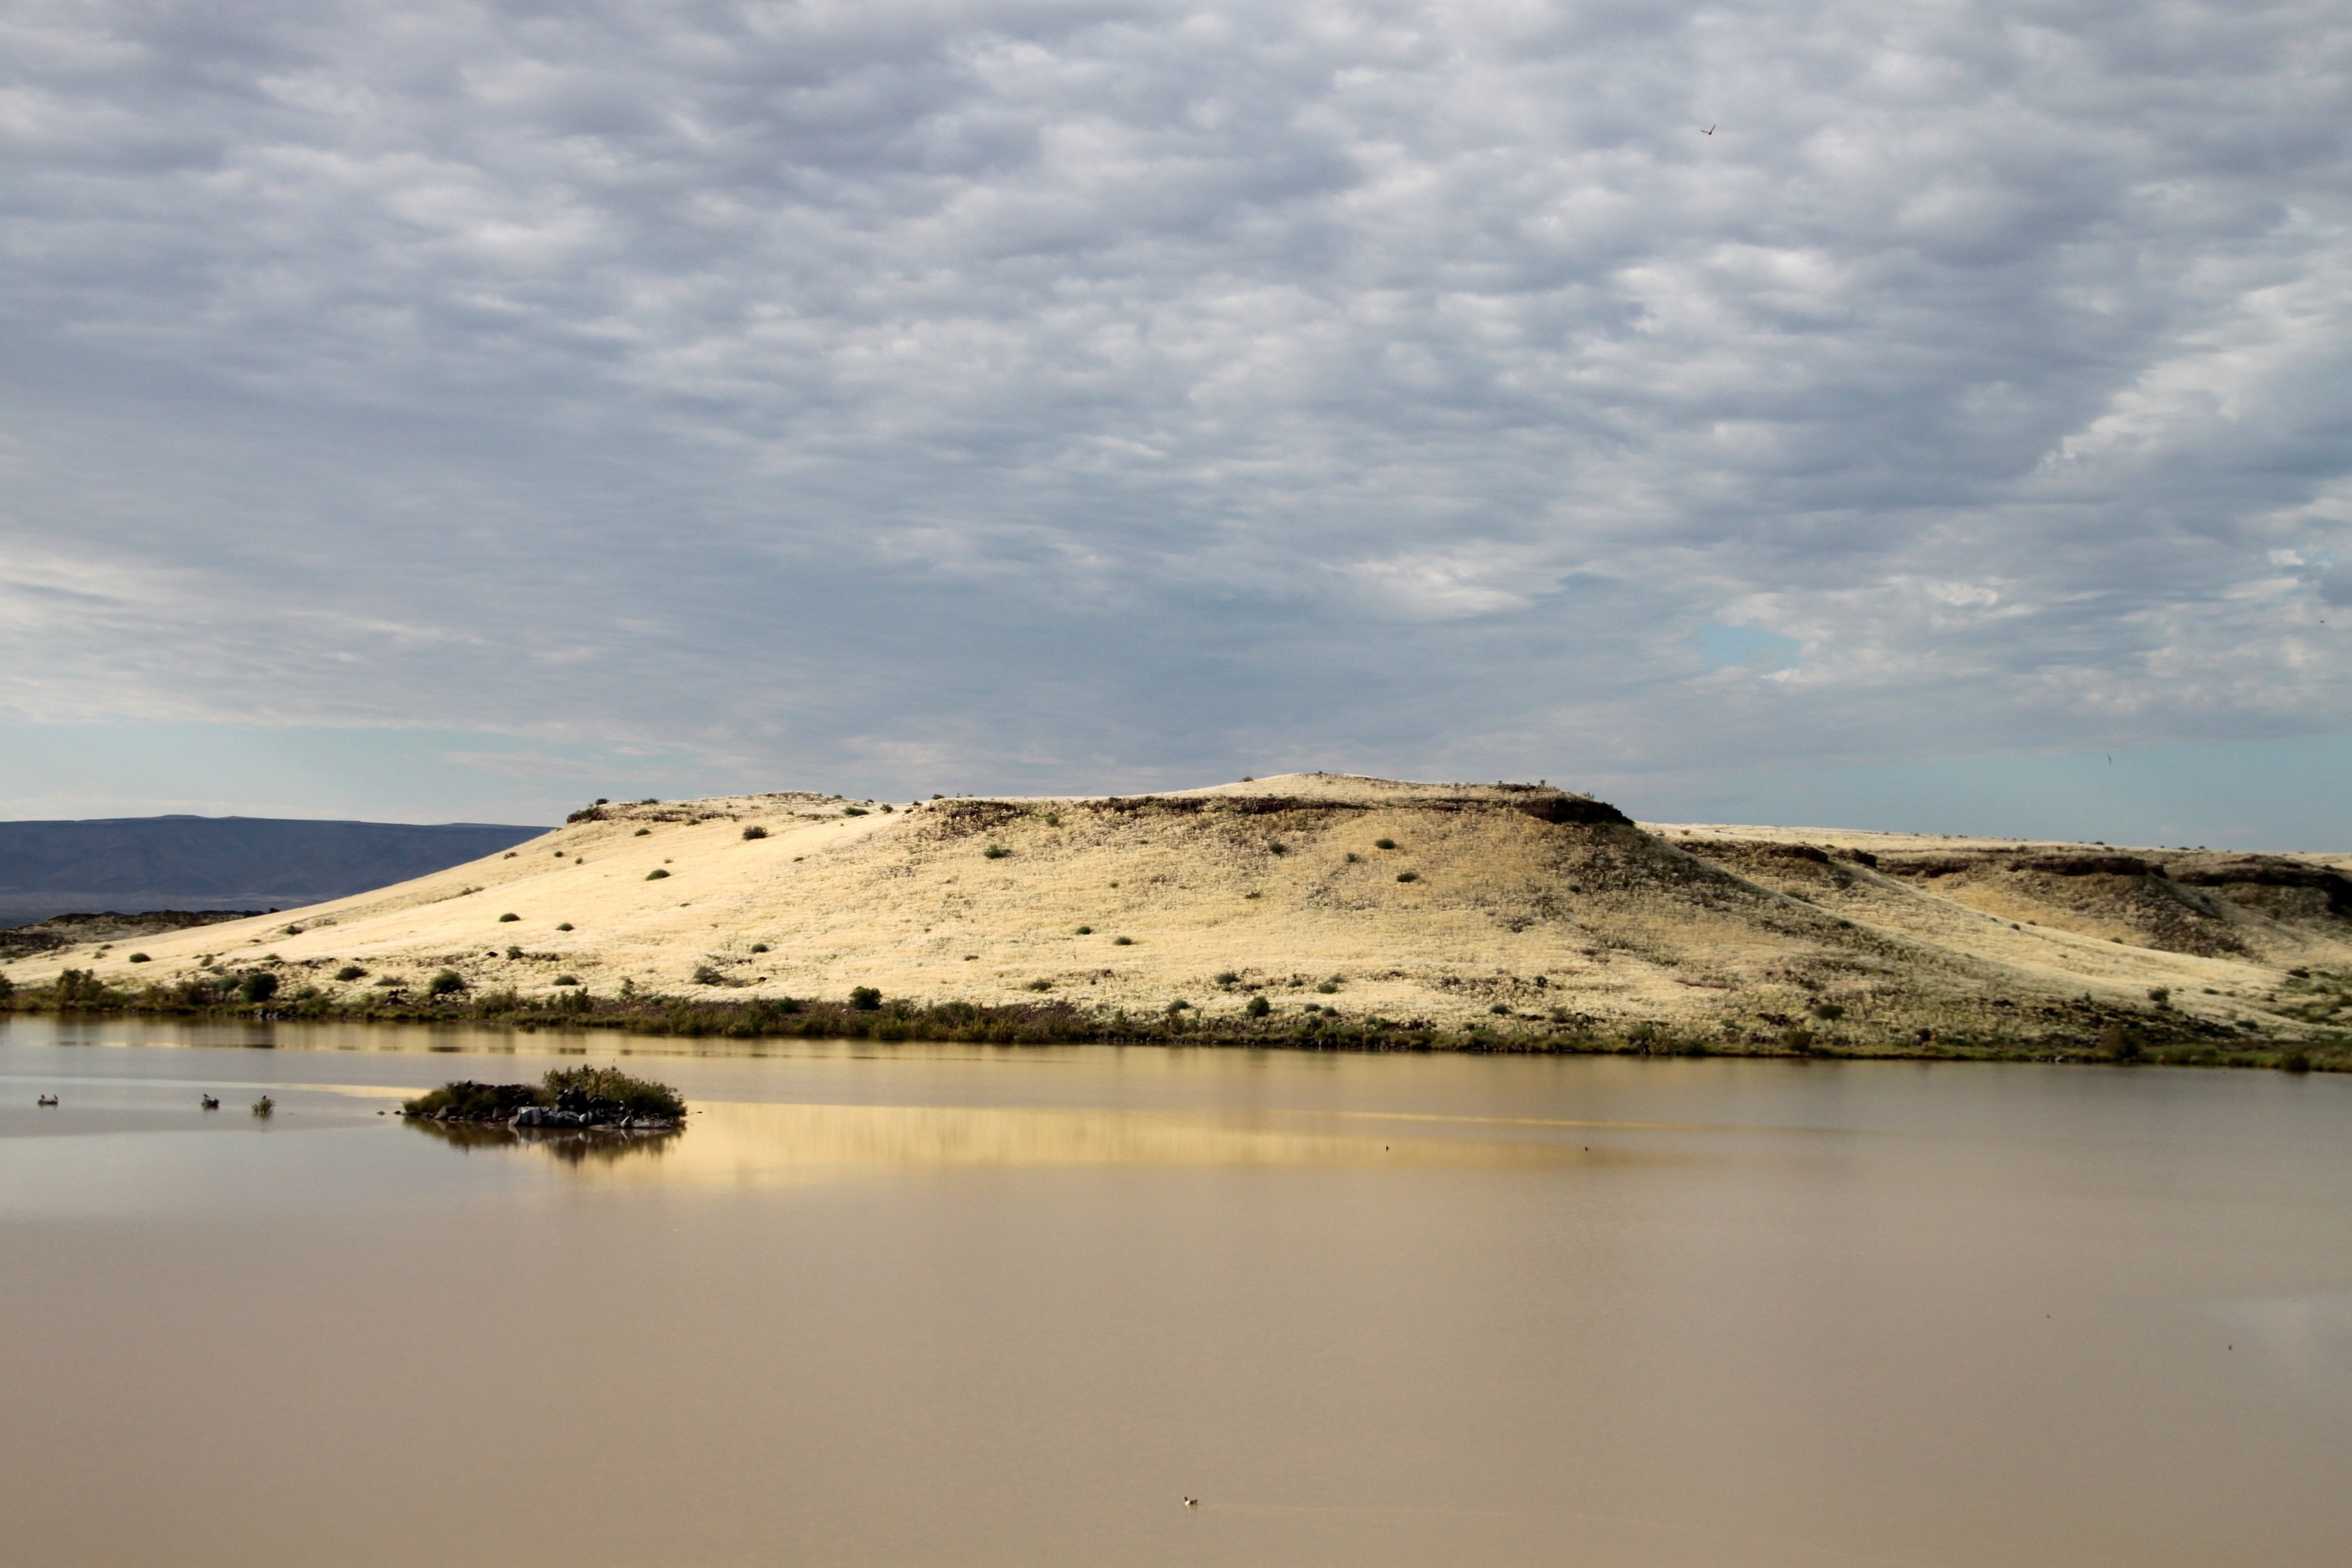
[1375,838,1397,850]
[1112,936,1133,946]
[1396,871,1418,883]
[1166,999,1190,1013]
[692,963,725,986]
[1268,841,1288,855]
[1245,995,1270,1017]
[1244,891,1260,899]
[634,828,651,836]
[553,975,580,986]
[645,869,670,880]
[1810,1002,1845,1021]
[984,844,1010,859]
[499,912,520,922]
[1489,1003,1510,1015]
[1345,853,1361,863]
[1074,925,1092,935]
[335,965,366,981]
[1215,970,1239,986]
[240,972,279,1004]
[1316,980,1339,994]
[427,970,467,997]
[2281,1049,2313,1073]
[1044,812,1061,827]
[2099,1022,2141,1060]
[742,824,768,840]
[849,986,882,1011]
[374,974,402,988]
[504,946,522,960]
[2147,986,2171,1007]
[750,943,769,954]
[128,952,150,963]
[1027,979,1052,991]
[844,806,869,817]
[556,923,573,931]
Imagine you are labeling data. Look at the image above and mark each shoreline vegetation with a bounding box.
[5,966,2344,1071]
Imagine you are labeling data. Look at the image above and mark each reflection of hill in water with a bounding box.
[610,1101,1592,1186]
[407,1119,681,1167]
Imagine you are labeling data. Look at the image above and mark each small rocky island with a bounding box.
[402,1064,686,1132]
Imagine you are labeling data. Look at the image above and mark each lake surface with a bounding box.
[3,1017,2349,1567]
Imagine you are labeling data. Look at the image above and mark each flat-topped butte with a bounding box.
[4,775,2348,1064]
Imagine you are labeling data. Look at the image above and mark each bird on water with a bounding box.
[200,1094,220,1109]
[37,1095,59,1107]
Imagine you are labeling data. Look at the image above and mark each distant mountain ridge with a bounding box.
[0,815,546,926]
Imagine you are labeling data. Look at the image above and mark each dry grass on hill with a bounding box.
[9,775,2349,1048]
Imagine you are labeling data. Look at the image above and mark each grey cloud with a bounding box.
[3,0,2349,802]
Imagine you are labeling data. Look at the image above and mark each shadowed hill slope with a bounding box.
[8,777,2348,1047]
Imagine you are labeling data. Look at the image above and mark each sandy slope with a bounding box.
[10,775,2348,1040]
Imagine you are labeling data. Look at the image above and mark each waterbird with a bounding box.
[1701,124,1716,135]
[37,1094,58,1107]
[1182,1497,1200,1508]
[200,1094,219,1109]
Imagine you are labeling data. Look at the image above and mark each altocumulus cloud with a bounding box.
[2,0,2348,812]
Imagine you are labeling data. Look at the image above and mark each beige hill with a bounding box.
[14,775,2351,1044]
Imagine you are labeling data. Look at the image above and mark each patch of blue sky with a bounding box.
[1694,625,1801,672]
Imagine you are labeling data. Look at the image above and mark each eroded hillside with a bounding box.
[8,776,2349,1051]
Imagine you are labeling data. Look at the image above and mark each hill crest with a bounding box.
[8,775,2347,1046]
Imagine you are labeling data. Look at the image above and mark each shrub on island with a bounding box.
[401,1064,686,1129]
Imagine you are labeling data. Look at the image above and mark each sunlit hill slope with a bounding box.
[12,775,2351,1049]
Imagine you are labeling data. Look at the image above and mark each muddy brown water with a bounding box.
[4,1015,2349,1567]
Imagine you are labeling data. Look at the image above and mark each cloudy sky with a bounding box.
[3,0,2347,844]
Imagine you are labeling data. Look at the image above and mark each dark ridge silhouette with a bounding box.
[0,815,544,928]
